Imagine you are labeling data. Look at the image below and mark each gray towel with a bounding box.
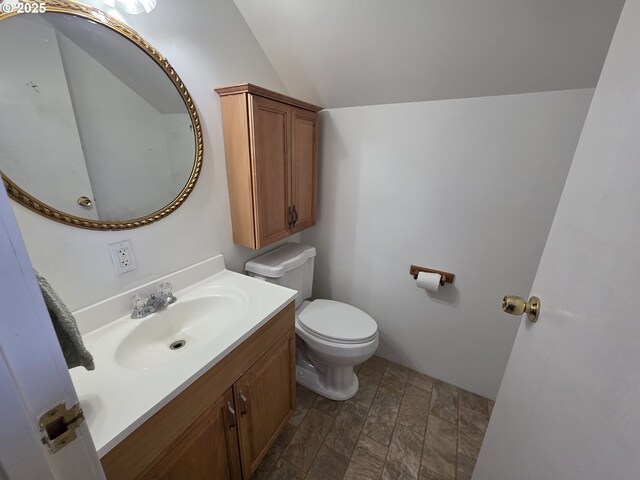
[35,271,94,371]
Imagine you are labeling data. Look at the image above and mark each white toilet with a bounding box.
[246,243,379,401]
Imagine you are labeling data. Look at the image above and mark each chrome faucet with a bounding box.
[130,282,177,319]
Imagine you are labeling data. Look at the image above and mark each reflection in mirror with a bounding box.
[0,5,202,229]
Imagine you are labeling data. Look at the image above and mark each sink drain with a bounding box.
[170,339,186,350]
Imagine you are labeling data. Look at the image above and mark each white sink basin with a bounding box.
[70,255,297,457]
[115,286,248,369]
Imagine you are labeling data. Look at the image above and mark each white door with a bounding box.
[474,0,640,478]
[0,183,104,479]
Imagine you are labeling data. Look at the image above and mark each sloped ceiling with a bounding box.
[234,0,625,108]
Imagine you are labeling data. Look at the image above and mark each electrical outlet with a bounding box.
[108,240,137,275]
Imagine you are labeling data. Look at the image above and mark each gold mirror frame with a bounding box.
[0,0,203,230]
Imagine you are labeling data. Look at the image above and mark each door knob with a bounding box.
[502,295,541,323]
[77,196,92,207]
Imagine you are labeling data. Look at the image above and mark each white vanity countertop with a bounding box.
[69,255,296,458]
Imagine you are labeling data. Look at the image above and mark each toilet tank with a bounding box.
[245,243,316,308]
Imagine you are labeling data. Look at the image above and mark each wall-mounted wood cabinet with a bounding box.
[216,84,322,249]
[101,303,295,480]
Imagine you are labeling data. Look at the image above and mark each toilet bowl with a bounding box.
[295,300,378,400]
[245,243,379,400]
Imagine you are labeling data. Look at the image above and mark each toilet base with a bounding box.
[296,364,359,401]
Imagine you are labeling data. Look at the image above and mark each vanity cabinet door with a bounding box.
[140,388,242,480]
[234,330,296,478]
[250,95,292,248]
[290,106,318,234]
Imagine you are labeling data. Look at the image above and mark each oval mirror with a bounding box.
[0,1,203,230]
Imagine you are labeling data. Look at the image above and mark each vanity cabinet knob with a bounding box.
[239,391,248,417]
[226,402,237,427]
[288,206,293,228]
[292,205,298,227]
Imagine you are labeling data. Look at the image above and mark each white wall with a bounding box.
[57,32,180,220]
[11,0,295,313]
[301,89,593,398]
[0,18,97,220]
[162,113,195,190]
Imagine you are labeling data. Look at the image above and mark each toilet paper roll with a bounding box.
[416,271,441,292]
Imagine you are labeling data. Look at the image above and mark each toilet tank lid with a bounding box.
[245,243,317,278]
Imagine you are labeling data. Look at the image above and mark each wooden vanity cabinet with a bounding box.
[234,331,295,476]
[141,388,241,480]
[101,303,295,480]
[216,83,322,249]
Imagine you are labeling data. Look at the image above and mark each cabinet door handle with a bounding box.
[292,205,298,227]
[288,206,293,228]
[239,391,248,417]
[227,402,237,428]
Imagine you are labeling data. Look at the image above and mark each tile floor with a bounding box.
[251,355,494,480]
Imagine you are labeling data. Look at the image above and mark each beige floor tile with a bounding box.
[429,380,459,424]
[258,361,491,480]
[419,466,448,480]
[458,405,489,460]
[361,391,401,446]
[352,364,385,408]
[306,445,350,480]
[296,384,318,408]
[456,453,477,480]
[422,415,457,479]
[397,384,431,435]
[379,361,411,397]
[408,370,435,392]
[282,408,334,472]
[288,385,318,427]
[352,379,380,408]
[358,434,388,460]
[344,435,388,480]
[265,458,305,480]
[382,425,424,480]
[313,395,344,418]
[459,389,489,415]
[324,401,370,458]
[288,405,309,427]
[378,382,405,401]
[362,355,389,374]
[251,423,297,478]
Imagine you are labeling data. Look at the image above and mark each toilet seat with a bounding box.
[297,299,378,345]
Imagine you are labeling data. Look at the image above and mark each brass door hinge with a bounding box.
[39,402,85,453]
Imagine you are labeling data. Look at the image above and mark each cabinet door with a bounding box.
[234,330,296,478]
[250,95,291,248]
[141,388,241,480]
[290,107,318,233]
